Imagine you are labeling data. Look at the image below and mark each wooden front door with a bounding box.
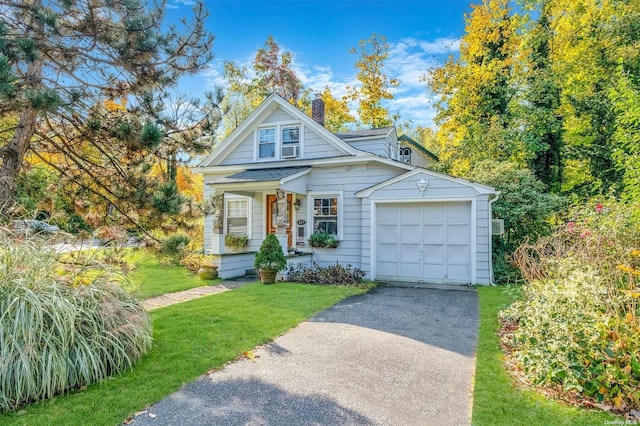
[266,193,293,247]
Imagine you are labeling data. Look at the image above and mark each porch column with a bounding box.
[210,191,225,254]
[275,189,288,254]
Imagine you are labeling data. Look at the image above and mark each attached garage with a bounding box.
[357,169,497,285]
[376,202,472,284]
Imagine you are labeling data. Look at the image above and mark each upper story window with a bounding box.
[399,147,412,164]
[258,128,276,159]
[256,124,301,160]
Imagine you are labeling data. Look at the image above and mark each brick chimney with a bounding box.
[311,93,325,127]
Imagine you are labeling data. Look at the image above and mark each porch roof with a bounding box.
[210,167,310,184]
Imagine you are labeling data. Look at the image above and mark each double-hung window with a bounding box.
[312,196,339,236]
[226,197,250,236]
[281,125,300,157]
[258,128,276,159]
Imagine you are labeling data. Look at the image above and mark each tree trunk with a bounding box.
[0,100,41,216]
[0,3,44,217]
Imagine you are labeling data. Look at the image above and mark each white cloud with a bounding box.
[198,35,457,128]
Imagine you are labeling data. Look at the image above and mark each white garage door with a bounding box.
[376,202,472,284]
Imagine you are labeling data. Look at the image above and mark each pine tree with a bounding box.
[0,0,216,224]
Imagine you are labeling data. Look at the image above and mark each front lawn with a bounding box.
[0,283,369,425]
[125,249,217,299]
[472,286,617,425]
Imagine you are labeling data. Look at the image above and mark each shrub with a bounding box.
[308,232,340,248]
[0,234,152,412]
[466,160,567,282]
[287,262,365,285]
[254,233,286,272]
[501,200,640,414]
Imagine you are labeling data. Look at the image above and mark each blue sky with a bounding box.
[168,0,474,128]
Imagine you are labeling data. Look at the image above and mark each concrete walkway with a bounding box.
[141,285,231,311]
[130,285,479,426]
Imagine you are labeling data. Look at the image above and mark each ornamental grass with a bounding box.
[0,232,152,411]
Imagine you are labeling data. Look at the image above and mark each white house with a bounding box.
[193,93,498,285]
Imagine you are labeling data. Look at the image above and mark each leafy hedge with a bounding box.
[501,200,640,413]
[0,233,152,411]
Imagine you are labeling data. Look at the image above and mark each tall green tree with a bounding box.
[0,0,215,222]
[346,33,399,128]
[426,0,520,176]
[517,1,563,192]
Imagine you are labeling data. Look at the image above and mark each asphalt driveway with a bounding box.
[130,285,479,426]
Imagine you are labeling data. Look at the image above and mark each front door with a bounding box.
[266,193,293,247]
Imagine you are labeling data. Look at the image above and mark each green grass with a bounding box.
[0,283,368,426]
[125,250,218,299]
[472,286,617,425]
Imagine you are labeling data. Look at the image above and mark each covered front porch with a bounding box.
[204,167,314,279]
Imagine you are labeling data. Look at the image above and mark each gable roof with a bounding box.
[398,134,439,162]
[198,94,360,167]
[356,167,496,198]
[335,127,395,140]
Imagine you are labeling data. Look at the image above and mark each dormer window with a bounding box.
[399,147,411,164]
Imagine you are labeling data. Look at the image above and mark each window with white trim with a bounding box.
[312,196,339,236]
[225,198,250,236]
[399,147,411,164]
[258,128,275,159]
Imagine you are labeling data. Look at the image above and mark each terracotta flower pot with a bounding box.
[259,269,277,284]
[197,265,219,280]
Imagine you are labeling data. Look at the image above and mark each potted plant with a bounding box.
[308,232,340,248]
[254,233,287,284]
[224,234,249,251]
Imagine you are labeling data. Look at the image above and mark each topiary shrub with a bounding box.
[0,233,152,412]
[254,233,286,272]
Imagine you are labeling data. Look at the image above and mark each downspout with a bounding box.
[488,192,501,285]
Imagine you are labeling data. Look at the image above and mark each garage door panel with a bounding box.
[423,225,445,244]
[377,243,398,262]
[423,245,444,262]
[446,203,471,222]
[399,225,422,243]
[447,244,470,263]
[377,262,398,276]
[377,206,398,222]
[447,264,470,282]
[423,264,446,280]
[447,224,470,243]
[377,225,398,243]
[422,204,444,223]
[399,244,421,261]
[400,205,421,223]
[398,263,421,277]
